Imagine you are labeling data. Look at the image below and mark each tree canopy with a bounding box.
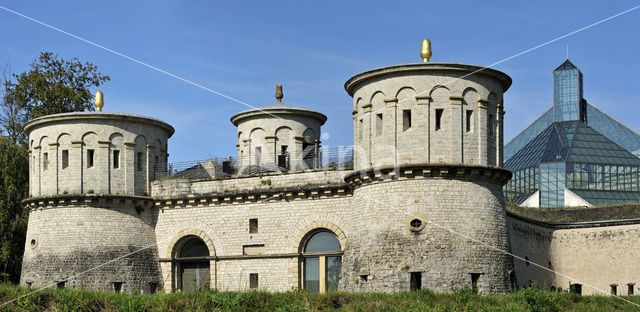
[2,52,110,145]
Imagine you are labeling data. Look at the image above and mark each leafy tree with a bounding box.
[3,52,110,145]
[0,52,109,283]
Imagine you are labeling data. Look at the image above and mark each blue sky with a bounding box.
[1,1,639,162]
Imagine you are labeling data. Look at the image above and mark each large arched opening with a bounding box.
[300,230,342,293]
[172,235,210,292]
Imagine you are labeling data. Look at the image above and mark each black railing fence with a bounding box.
[155,146,354,180]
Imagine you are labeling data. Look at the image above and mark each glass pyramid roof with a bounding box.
[555,59,578,71]
[505,121,640,172]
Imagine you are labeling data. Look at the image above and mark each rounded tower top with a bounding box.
[230,84,327,126]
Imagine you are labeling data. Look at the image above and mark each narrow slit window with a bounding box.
[62,150,69,169]
[403,109,412,131]
[254,147,262,165]
[358,119,363,139]
[249,273,258,289]
[249,218,258,234]
[376,113,383,135]
[435,109,444,131]
[42,152,48,170]
[488,114,495,136]
[137,152,143,171]
[410,272,422,291]
[87,149,94,168]
[466,110,473,133]
[628,283,635,295]
[611,284,618,296]
[113,150,120,169]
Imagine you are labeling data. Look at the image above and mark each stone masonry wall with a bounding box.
[507,215,640,295]
[21,199,162,293]
[342,178,513,294]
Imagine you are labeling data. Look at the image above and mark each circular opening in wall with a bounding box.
[30,239,37,249]
[409,219,424,232]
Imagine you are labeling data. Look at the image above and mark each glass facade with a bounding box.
[553,60,583,122]
[504,59,640,207]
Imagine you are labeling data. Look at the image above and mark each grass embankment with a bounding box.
[1,283,640,311]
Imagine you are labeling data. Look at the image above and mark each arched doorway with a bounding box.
[172,236,210,292]
[301,230,342,293]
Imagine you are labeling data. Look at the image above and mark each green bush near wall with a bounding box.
[1,283,640,311]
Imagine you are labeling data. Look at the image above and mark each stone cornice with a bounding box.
[22,194,154,212]
[345,163,512,187]
[154,183,352,209]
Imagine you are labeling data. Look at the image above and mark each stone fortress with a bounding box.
[19,40,640,296]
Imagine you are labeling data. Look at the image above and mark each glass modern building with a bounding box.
[504,59,640,207]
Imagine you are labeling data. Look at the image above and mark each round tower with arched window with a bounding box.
[341,46,515,293]
[20,99,174,293]
[230,84,327,174]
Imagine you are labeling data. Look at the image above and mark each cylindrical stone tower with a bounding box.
[230,84,327,174]
[341,61,514,294]
[20,110,174,293]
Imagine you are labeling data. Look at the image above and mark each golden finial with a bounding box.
[275,83,283,102]
[94,91,104,112]
[420,38,432,62]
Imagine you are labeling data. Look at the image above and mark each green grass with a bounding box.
[2,283,640,311]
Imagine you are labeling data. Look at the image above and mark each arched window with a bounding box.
[301,230,342,293]
[172,236,210,292]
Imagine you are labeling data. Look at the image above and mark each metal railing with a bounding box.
[155,146,354,180]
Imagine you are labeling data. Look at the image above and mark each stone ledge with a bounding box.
[345,163,512,187]
[154,184,352,209]
[22,194,154,211]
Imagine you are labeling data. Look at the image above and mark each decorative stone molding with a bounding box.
[415,95,431,105]
[22,194,154,212]
[477,99,489,109]
[345,163,512,187]
[124,142,136,150]
[384,98,398,107]
[154,184,352,209]
[449,96,464,105]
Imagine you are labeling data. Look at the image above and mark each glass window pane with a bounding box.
[326,256,342,292]
[304,257,320,293]
[305,232,341,252]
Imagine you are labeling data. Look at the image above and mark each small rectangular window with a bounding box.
[113,281,123,293]
[149,282,158,294]
[403,109,412,131]
[466,110,473,133]
[62,150,69,169]
[281,145,288,155]
[376,113,383,135]
[435,109,444,131]
[359,275,368,282]
[249,273,259,289]
[410,272,422,291]
[611,284,618,296]
[471,273,481,293]
[42,152,48,170]
[628,283,635,295]
[137,152,143,171]
[56,281,65,289]
[26,282,32,288]
[249,218,258,233]
[113,150,120,169]
[87,149,94,168]
[570,283,582,295]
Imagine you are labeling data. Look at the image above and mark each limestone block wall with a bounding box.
[25,112,173,197]
[154,195,353,292]
[20,195,162,293]
[342,170,513,294]
[345,63,510,170]
[508,215,640,295]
